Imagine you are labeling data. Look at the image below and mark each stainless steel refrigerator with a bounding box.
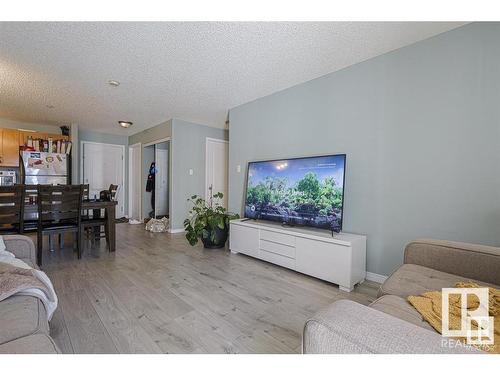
[21,151,69,185]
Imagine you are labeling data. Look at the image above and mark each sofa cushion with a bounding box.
[379,264,500,298]
[0,295,49,345]
[0,334,59,354]
[20,259,36,268]
[369,295,433,331]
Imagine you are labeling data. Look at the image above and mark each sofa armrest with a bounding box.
[303,300,477,354]
[404,239,500,286]
[2,235,36,265]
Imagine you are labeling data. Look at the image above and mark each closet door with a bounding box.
[154,147,169,217]
[205,138,228,207]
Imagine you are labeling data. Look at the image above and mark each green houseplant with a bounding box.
[184,190,239,248]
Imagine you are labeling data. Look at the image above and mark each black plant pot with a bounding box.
[201,226,229,249]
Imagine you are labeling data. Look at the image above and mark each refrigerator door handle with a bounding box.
[19,153,25,184]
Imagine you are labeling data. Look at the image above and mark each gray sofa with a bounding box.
[303,239,500,354]
[0,235,60,354]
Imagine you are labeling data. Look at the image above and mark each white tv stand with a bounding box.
[229,219,366,292]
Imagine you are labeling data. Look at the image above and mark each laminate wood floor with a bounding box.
[37,224,379,354]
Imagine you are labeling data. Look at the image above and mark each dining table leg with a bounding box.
[106,204,116,252]
[93,209,101,243]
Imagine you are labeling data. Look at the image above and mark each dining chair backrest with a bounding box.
[37,184,84,225]
[109,184,119,201]
[82,184,90,200]
[0,185,25,232]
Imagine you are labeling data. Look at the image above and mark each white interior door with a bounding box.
[206,138,228,207]
[128,143,141,220]
[155,148,168,217]
[82,142,125,217]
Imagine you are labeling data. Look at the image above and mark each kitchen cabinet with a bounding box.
[0,129,20,167]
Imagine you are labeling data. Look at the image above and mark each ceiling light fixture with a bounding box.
[118,121,133,128]
[108,80,121,87]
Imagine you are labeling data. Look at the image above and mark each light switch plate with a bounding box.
[189,169,193,175]
[236,165,241,173]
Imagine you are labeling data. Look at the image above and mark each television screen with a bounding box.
[245,154,346,231]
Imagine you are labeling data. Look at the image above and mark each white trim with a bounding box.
[154,147,169,218]
[143,137,171,147]
[205,137,229,145]
[205,137,229,202]
[169,228,185,234]
[128,142,142,221]
[80,140,126,216]
[365,272,388,284]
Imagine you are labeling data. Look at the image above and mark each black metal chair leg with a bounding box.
[77,229,82,259]
[59,233,64,249]
[37,231,43,266]
[48,234,54,252]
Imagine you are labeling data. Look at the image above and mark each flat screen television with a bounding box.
[244,154,346,232]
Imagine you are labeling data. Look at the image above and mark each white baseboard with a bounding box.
[169,228,185,234]
[366,272,388,284]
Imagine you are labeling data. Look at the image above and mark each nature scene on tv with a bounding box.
[245,155,345,231]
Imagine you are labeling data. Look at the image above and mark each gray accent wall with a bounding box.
[228,23,500,276]
[170,119,228,230]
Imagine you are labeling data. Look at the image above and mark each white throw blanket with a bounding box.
[0,236,58,320]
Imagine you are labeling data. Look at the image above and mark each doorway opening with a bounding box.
[142,138,170,220]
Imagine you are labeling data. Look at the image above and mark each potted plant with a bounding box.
[184,190,239,248]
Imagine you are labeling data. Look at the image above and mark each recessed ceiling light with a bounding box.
[118,121,133,128]
[108,80,120,87]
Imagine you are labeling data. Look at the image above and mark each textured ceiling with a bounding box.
[0,22,465,135]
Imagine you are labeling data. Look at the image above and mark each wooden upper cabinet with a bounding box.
[0,128,20,167]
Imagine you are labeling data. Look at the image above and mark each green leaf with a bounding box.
[217,216,225,229]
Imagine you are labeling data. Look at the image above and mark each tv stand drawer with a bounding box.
[259,248,296,269]
[260,239,295,259]
[260,229,295,247]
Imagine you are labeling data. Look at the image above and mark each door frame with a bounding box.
[143,137,171,148]
[80,140,126,216]
[128,142,142,220]
[205,137,229,202]
[154,147,169,218]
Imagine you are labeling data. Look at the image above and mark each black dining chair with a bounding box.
[0,185,25,234]
[36,184,84,266]
[82,184,117,251]
[58,184,90,250]
[109,184,119,201]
